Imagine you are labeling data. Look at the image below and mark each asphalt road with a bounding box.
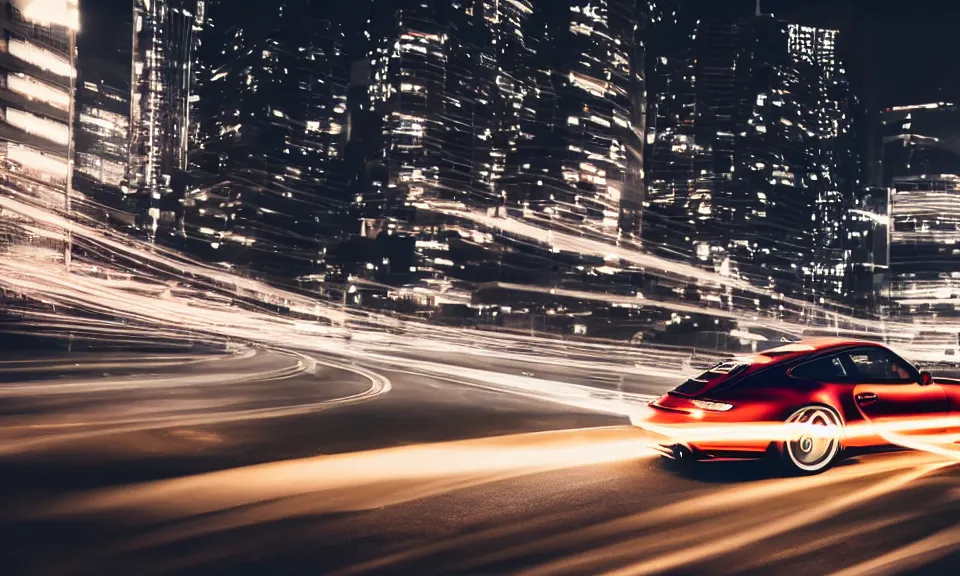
[0,347,957,575]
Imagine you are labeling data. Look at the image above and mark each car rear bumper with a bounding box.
[631,402,775,460]
[649,440,771,462]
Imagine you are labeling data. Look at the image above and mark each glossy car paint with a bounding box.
[632,338,959,459]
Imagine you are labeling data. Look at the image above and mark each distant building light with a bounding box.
[5,107,69,144]
[890,103,947,112]
[7,73,70,110]
[7,38,75,78]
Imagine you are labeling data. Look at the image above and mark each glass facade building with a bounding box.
[881,102,960,329]
[0,0,77,264]
[186,0,349,278]
[358,0,646,284]
[643,12,861,306]
[508,0,644,241]
[128,0,201,238]
[73,69,130,223]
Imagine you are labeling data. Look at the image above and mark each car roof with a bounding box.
[735,338,884,367]
[776,337,883,354]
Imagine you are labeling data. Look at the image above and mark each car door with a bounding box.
[844,347,950,423]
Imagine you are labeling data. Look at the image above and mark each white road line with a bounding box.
[0,352,390,454]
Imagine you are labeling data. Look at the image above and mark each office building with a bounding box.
[73,65,130,223]
[186,0,349,278]
[881,102,960,324]
[844,185,889,312]
[788,23,861,301]
[128,0,202,238]
[509,0,644,240]
[356,0,539,281]
[643,11,861,305]
[361,0,451,225]
[0,0,78,263]
[356,0,645,288]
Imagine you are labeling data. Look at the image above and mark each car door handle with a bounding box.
[856,392,879,406]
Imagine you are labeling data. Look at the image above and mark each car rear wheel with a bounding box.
[781,406,842,475]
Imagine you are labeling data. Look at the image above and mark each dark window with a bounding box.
[791,355,849,381]
[842,348,916,383]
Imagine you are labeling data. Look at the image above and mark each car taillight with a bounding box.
[691,399,734,412]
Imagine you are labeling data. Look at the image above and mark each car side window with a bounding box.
[790,355,849,381]
[843,348,916,384]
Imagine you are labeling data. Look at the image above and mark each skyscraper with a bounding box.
[362,0,451,224]
[186,0,349,278]
[511,0,643,241]
[73,61,130,223]
[0,0,79,263]
[643,10,861,306]
[644,11,734,264]
[881,102,960,327]
[453,0,536,214]
[787,23,861,302]
[357,0,541,282]
[356,0,645,286]
[844,184,889,313]
[128,0,201,238]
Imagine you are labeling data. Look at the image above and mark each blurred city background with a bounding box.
[2,0,960,361]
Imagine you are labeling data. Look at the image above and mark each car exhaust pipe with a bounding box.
[654,443,694,461]
[673,444,694,461]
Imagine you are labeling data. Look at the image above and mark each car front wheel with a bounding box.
[781,405,842,475]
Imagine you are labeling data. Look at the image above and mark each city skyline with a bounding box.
[3,0,960,338]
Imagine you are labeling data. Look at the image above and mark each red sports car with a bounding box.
[631,338,960,474]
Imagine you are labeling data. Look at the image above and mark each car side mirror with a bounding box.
[919,371,933,386]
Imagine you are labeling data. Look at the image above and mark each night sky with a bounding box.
[77,0,132,85]
[696,0,958,110]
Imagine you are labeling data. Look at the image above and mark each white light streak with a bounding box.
[3,142,68,177]
[19,0,80,30]
[5,107,69,145]
[7,38,75,78]
[6,73,70,110]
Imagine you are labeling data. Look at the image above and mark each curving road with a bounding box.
[0,346,957,575]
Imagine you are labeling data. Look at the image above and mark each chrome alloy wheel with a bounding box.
[784,406,842,474]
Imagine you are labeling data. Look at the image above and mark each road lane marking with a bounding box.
[0,351,390,454]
